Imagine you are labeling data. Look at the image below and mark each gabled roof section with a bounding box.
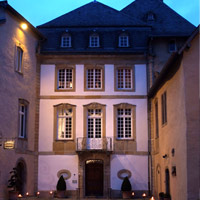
[0,1,44,39]
[121,0,195,36]
[148,25,199,98]
[38,1,146,28]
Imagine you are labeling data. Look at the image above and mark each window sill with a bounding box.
[55,139,74,142]
[116,138,135,141]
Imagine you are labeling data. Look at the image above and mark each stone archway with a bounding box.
[85,159,103,196]
[16,159,27,195]
[155,165,161,198]
[78,152,110,198]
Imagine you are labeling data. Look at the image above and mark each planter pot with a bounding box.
[8,191,19,200]
[122,191,132,199]
[56,190,66,198]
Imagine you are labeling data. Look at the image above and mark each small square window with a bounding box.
[119,35,129,47]
[16,46,23,73]
[89,35,100,47]
[61,35,71,48]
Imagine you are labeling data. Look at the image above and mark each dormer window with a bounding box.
[89,33,100,48]
[119,34,129,47]
[169,40,177,52]
[61,34,71,48]
[147,12,155,21]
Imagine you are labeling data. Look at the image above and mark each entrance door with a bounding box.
[165,168,170,195]
[85,160,103,196]
[16,161,27,195]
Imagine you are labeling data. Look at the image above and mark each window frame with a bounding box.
[161,91,167,125]
[84,65,105,91]
[18,99,29,139]
[61,34,72,48]
[118,34,129,47]
[89,33,100,48]
[54,104,76,141]
[114,65,135,92]
[83,103,106,139]
[155,99,159,138]
[114,103,136,141]
[15,45,24,74]
[168,39,177,52]
[55,64,75,92]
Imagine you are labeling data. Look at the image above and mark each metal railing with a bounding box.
[76,137,112,152]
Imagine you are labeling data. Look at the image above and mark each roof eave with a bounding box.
[0,1,45,39]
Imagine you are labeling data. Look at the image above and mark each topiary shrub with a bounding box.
[121,176,132,191]
[56,175,66,191]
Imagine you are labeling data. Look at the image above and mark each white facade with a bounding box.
[38,63,148,196]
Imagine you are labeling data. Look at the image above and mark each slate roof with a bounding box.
[37,0,196,54]
[148,26,199,98]
[38,26,150,54]
[121,0,195,36]
[38,1,146,27]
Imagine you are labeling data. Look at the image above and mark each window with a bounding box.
[115,65,135,91]
[119,34,129,47]
[87,109,102,138]
[161,91,167,125]
[147,12,155,21]
[83,103,106,139]
[114,103,136,140]
[54,104,76,140]
[18,99,28,138]
[169,40,177,52]
[89,34,100,47]
[16,46,23,73]
[155,100,159,138]
[61,34,71,48]
[55,65,75,91]
[84,65,105,91]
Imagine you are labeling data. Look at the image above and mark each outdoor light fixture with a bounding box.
[142,192,147,198]
[49,190,53,195]
[26,192,29,196]
[18,194,22,198]
[150,196,155,200]
[132,192,135,196]
[21,23,28,30]
[36,191,40,198]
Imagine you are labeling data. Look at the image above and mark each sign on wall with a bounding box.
[4,140,15,149]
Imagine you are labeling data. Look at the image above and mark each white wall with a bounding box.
[38,155,78,191]
[111,155,148,190]
[38,99,148,152]
[40,64,147,96]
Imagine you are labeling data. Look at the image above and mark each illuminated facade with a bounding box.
[0,0,199,200]
[0,1,43,200]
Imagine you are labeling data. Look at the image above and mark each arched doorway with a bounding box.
[165,168,170,195]
[85,159,103,196]
[156,165,161,197]
[16,160,27,195]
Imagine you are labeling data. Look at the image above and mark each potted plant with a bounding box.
[121,176,132,199]
[7,168,21,200]
[164,193,171,200]
[159,192,165,200]
[56,175,66,198]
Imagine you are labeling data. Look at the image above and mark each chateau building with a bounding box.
[0,0,198,200]
[0,1,43,199]
[148,26,200,200]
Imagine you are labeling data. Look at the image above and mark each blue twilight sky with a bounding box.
[4,0,200,27]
